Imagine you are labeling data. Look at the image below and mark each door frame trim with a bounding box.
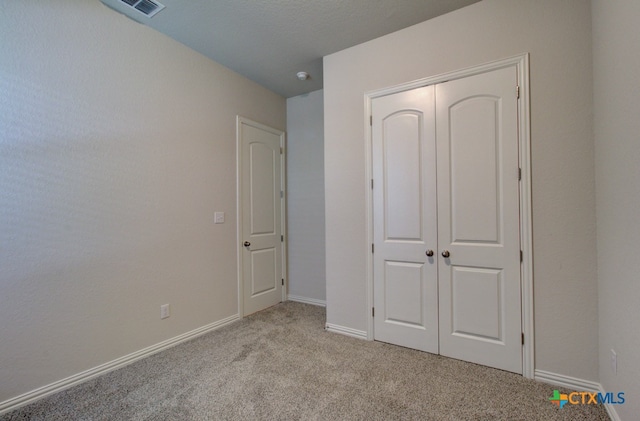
[236,116,287,318]
[363,54,534,378]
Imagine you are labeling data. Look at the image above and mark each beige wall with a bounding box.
[324,0,598,381]
[286,90,326,303]
[593,0,640,418]
[0,0,285,403]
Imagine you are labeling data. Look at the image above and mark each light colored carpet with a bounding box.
[2,302,609,420]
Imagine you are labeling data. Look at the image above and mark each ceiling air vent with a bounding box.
[119,0,165,18]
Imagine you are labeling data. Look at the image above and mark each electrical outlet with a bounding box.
[160,304,170,319]
[610,349,617,375]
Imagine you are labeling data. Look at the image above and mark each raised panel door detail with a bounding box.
[451,266,503,342]
[250,142,276,236]
[384,261,425,327]
[449,96,501,244]
[383,112,423,241]
[251,248,277,296]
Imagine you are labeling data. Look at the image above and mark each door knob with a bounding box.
[426,249,434,257]
[441,250,450,258]
[243,241,251,247]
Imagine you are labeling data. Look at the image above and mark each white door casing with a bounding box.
[367,55,532,375]
[237,117,286,317]
[372,86,439,353]
[436,66,522,374]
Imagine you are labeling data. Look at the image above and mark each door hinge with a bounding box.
[516,85,520,99]
[372,307,375,317]
[518,168,522,181]
[280,147,283,154]
[522,332,525,345]
[372,243,375,253]
[520,250,523,262]
[370,115,373,126]
[281,235,284,242]
[282,278,284,286]
[280,191,284,198]
[371,179,374,189]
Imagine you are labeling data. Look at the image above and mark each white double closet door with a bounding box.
[372,66,522,374]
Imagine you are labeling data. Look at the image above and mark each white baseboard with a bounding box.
[287,294,326,307]
[0,314,240,416]
[603,398,622,421]
[325,323,368,340]
[534,369,621,421]
[534,369,601,392]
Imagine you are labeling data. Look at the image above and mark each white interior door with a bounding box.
[371,66,522,373]
[372,86,439,353]
[436,66,521,373]
[239,118,284,316]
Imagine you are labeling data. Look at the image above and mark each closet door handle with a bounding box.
[441,250,450,258]
[426,249,434,257]
[243,241,251,247]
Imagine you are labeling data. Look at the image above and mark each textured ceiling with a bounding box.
[100,0,480,98]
